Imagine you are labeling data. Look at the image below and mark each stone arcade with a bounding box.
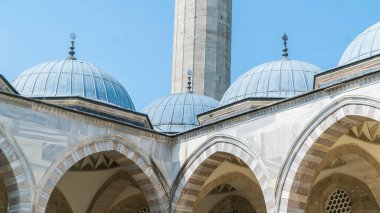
[3,0,380,212]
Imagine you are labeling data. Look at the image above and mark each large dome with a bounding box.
[339,22,380,66]
[220,59,322,106]
[141,93,219,133]
[12,59,135,110]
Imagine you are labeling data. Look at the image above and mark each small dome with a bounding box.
[12,59,135,110]
[141,93,219,133]
[220,59,322,106]
[339,22,380,66]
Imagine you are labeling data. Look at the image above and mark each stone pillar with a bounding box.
[171,0,232,100]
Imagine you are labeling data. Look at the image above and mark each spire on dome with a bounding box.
[186,69,193,93]
[68,32,77,60]
[282,33,289,60]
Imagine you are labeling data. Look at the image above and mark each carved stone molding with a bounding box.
[70,152,119,171]
[348,121,380,143]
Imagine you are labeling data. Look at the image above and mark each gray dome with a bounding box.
[220,59,322,106]
[141,93,219,133]
[12,59,135,110]
[339,22,380,66]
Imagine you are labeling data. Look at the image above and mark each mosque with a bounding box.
[2,0,380,213]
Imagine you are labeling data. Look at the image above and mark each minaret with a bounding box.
[171,0,232,100]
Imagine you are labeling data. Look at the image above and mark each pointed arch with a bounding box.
[209,195,256,213]
[171,135,275,213]
[109,194,150,213]
[306,173,379,212]
[278,96,380,212]
[34,135,169,213]
[319,143,380,176]
[87,170,138,213]
[194,172,266,212]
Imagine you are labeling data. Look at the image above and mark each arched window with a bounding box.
[137,207,150,213]
[229,208,241,213]
[325,189,352,213]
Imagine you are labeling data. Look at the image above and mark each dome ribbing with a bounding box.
[141,93,218,133]
[339,22,380,66]
[12,59,135,110]
[220,59,322,106]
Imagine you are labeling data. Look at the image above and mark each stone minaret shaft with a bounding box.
[171,0,232,100]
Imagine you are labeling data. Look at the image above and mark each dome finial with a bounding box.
[282,33,289,60]
[68,32,77,60]
[186,69,193,93]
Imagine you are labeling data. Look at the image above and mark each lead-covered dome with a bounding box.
[220,34,322,106]
[12,59,135,110]
[12,33,135,110]
[339,22,380,66]
[141,93,219,133]
[220,60,322,106]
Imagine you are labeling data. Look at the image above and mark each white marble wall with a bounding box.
[1,68,380,212]
[172,76,380,190]
[0,99,172,186]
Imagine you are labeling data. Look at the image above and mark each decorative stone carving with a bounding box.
[322,157,346,170]
[70,152,119,171]
[325,189,352,213]
[306,174,379,213]
[348,121,380,143]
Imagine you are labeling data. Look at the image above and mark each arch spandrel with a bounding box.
[35,137,169,213]
[278,97,380,212]
[0,98,172,189]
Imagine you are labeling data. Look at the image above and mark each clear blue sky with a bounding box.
[0,1,379,110]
